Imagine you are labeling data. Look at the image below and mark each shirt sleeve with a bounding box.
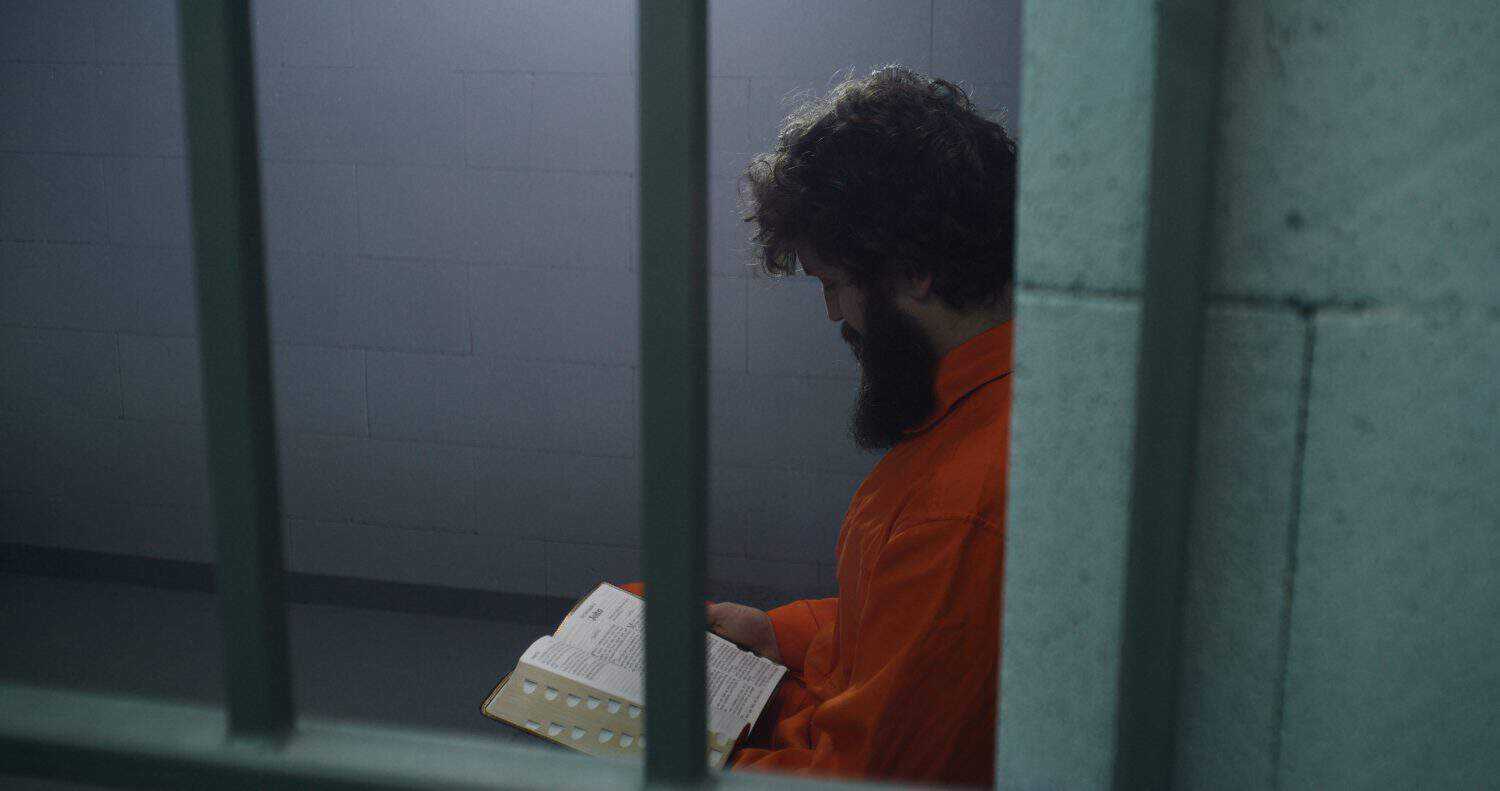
[765,597,839,673]
[732,518,1004,785]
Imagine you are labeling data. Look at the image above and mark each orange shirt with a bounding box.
[732,320,1014,788]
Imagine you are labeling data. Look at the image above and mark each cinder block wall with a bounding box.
[998,1,1498,789]
[0,1,1020,604]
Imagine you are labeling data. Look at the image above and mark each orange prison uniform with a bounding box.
[623,320,1013,787]
[731,320,1013,787]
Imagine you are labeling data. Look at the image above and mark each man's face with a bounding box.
[797,247,937,450]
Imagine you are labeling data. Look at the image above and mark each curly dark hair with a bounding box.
[738,66,1017,310]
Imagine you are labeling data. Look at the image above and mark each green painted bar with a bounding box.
[638,0,709,784]
[0,682,633,790]
[0,683,887,790]
[1112,1,1222,789]
[178,0,294,740]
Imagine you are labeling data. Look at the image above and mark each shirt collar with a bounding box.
[902,320,1015,438]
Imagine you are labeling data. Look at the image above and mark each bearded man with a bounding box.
[630,65,1016,787]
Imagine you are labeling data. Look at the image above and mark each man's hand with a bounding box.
[706,601,781,664]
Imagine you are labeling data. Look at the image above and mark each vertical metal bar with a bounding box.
[178,0,294,740]
[639,0,708,783]
[1112,0,1223,788]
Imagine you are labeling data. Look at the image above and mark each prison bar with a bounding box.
[177,0,294,742]
[638,0,711,784]
[1111,0,1221,788]
[0,682,881,790]
[0,1,1229,789]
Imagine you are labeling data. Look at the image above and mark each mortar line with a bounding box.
[1269,306,1317,789]
[1019,281,1500,318]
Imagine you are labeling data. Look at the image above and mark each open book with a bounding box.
[481,582,787,769]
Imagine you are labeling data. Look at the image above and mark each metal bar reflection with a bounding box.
[178,0,294,740]
[1112,0,1222,787]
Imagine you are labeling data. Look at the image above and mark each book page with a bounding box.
[552,583,787,737]
[707,636,786,727]
[554,582,645,671]
[519,635,642,703]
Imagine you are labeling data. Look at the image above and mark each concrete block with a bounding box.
[746,76,821,161]
[258,66,464,166]
[739,465,860,564]
[0,0,96,63]
[931,0,1023,134]
[0,327,120,419]
[746,276,859,380]
[707,464,750,558]
[1173,306,1306,791]
[349,0,468,70]
[710,77,751,178]
[357,165,536,264]
[277,432,366,523]
[279,432,477,533]
[709,371,878,476]
[355,67,465,166]
[709,176,756,278]
[1211,3,1500,307]
[0,493,213,562]
[272,344,368,436]
[469,266,638,366]
[0,154,108,243]
[350,167,634,270]
[709,275,747,372]
[257,67,358,160]
[997,292,1141,791]
[1281,309,1500,790]
[103,155,190,248]
[96,64,184,156]
[463,72,532,169]
[816,562,836,592]
[545,542,641,600]
[0,414,57,496]
[253,0,354,68]
[529,73,636,173]
[0,415,210,508]
[285,519,546,595]
[96,0,178,64]
[112,419,210,507]
[119,334,201,423]
[358,164,497,261]
[351,437,477,533]
[0,243,197,336]
[932,1,1022,106]
[0,64,106,154]
[266,254,469,352]
[707,554,825,602]
[519,170,636,271]
[107,246,199,334]
[367,352,636,456]
[261,161,359,254]
[474,449,639,546]
[0,415,186,505]
[1010,0,1154,294]
[709,0,930,79]
[457,0,636,74]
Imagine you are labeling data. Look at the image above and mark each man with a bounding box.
[633,65,1016,787]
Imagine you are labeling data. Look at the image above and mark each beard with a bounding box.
[841,291,938,451]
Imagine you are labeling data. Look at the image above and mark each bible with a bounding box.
[481,582,787,769]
